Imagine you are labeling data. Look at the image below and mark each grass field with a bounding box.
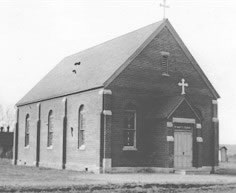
[1,159,236,193]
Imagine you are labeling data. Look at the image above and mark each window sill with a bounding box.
[78,144,86,150]
[47,146,53,150]
[162,72,170,77]
[123,146,137,151]
[24,145,30,149]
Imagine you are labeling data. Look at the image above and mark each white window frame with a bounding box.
[123,110,137,151]
[25,114,30,148]
[78,105,85,150]
[47,110,53,148]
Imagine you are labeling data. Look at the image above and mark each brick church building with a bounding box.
[14,19,219,173]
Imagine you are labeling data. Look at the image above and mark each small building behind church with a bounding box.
[219,146,228,162]
[13,19,220,173]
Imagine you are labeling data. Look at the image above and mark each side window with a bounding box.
[47,110,53,147]
[78,105,85,149]
[25,114,30,147]
[123,103,137,150]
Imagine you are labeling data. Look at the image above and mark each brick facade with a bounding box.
[16,89,102,173]
[107,27,218,170]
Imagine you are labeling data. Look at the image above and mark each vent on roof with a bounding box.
[160,51,170,76]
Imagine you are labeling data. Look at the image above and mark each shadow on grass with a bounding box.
[216,162,236,176]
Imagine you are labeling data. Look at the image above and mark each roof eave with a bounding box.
[16,86,104,107]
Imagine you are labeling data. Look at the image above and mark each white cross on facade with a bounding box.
[178,78,188,95]
[160,0,170,19]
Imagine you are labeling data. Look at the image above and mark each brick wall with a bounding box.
[66,89,103,172]
[17,88,102,173]
[18,104,38,166]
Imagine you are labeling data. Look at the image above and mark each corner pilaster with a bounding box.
[62,98,67,169]
[36,103,41,167]
[166,121,174,168]
[100,89,112,173]
[14,108,19,165]
[211,99,219,173]
[194,123,203,168]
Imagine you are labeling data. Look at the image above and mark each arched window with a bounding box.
[47,110,53,147]
[78,105,85,148]
[25,114,30,147]
[123,103,137,149]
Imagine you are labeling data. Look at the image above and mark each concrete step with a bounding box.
[174,169,211,175]
[186,170,211,175]
[174,169,186,175]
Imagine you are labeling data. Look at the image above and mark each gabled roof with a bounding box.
[147,95,201,120]
[220,146,228,150]
[17,19,219,106]
[17,20,165,106]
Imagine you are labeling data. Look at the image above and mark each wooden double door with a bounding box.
[174,130,193,168]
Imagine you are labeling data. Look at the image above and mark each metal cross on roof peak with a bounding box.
[160,0,170,19]
[178,78,188,95]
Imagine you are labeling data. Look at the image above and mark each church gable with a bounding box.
[108,22,219,99]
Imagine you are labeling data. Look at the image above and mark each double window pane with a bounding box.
[124,111,136,147]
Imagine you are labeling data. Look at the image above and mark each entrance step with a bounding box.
[174,168,211,175]
[174,169,186,175]
[186,170,211,175]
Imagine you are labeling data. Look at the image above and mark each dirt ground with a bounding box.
[1,159,236,193]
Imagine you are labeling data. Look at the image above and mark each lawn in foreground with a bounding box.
[1,159,236,192]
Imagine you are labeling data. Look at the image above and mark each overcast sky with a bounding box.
[0,0,235,144]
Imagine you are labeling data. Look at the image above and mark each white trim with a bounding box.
[78,144,86,150]
[102,158,112,173]
[123,146,137,151]
[172,117,196,124]
[62,97,67,103]
[99,89,112,95]
[212,117,219,123]
[212,100,218,105]
[160,51,170,56]
[167,136,174,141]
[196,123,202,129]
[47,145,53,150]
[103,110,112,115]
[167,122,173,127]
[197,137,203,142]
